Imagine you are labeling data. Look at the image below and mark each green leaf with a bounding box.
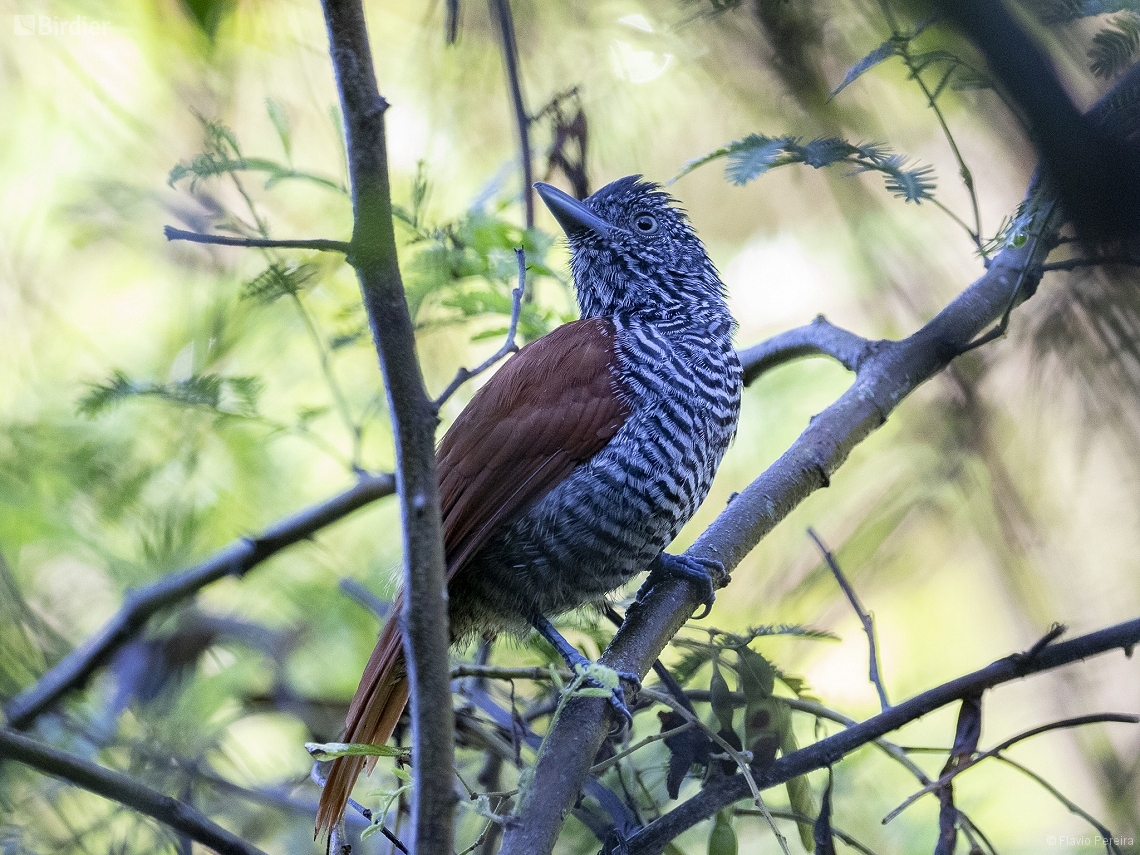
[266,98,291,161]
[305,741,410,761]
[673,134,788,184]
[360,784,412,839]
[709,657,736,734]
[78,372,262,418]
[725,135,795,185]
[831,38,898,98]
[1089,12,1140,78]
[708,808,738,855]
[951,66,995,91]
[782,721,816,852]
[241,263,317,305]
[1032,0,1140,24]
[868,157,937,203]
[179,0,234,39]
[736,646,776,705]
[801,138,858,168]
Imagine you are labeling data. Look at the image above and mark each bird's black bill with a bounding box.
[534,182,612,239]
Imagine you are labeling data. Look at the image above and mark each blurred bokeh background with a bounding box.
[1,0,1138,852]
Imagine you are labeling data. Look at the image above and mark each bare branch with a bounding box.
[737,315,875,385]
[433,248,527,410]
[883,713,1140,825]
[0,728,267,855]
[163,226,351,254]
[339,576,392,619]
[320,1,454,851]
[1042,255,1140,272]
[3,472,394,730]
[451,664,571,681]
[588,720,695,776]
[995,756,1124,853]
[808,528,890,711]
[734,807,878,855]
[624,618,1140,854]
[488,0,534,227]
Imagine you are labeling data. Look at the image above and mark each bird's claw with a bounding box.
[574,663,640,733]
[647,553,721,619]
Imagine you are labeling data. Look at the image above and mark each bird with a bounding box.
[315,175,742,837]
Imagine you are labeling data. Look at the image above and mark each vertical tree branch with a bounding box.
[319,3,455,853]
[489,0,534,228]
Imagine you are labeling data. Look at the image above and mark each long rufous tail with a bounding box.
[315,598,408,837]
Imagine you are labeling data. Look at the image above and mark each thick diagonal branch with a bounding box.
[319,2,455,852]
[626,620,1140,854]
[497,184,1062,854]
[496,68,1140,855]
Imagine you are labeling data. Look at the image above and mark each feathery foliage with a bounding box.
[1089,12,1140,77]
[678,135,937,203]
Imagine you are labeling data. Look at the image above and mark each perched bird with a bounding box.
[316,176,742,836]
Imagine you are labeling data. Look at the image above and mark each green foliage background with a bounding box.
[1,0,1138,853]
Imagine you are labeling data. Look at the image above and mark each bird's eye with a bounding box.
[633,213,658,234]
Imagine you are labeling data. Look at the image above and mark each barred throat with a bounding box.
[449,306,742,631]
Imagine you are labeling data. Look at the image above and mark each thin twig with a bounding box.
[638,688,792,855]
[339,577,392,619]
[896,37,984,252]
[958,201,1058,354]
[433,248,527,410]
[1042,255,1140,272]
[622,618,1140,853]
[1019,622,1067,661]
[808,528,890,711]
[735,807,880,855]
[163,226,350,254]
[311,764,410,853]
[589,721,695,776]
[451,664,571,681]
[881,713,1140,824]
[994,756,1125,855]
[0,728,267,855]
[3,472,395,729]
[488,0,534,228]
[287,291,364,467]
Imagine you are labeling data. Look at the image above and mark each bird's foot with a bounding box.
[530,613,639,732]
[643,553,722,620]
[570,661,640,732]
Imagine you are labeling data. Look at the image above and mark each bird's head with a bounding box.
[535,176,728,320]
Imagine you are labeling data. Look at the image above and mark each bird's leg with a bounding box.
[638,553,721,620]
[529,613,639,730]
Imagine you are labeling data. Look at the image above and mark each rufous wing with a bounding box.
[438,316,630,576]
[317,317,629,838]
